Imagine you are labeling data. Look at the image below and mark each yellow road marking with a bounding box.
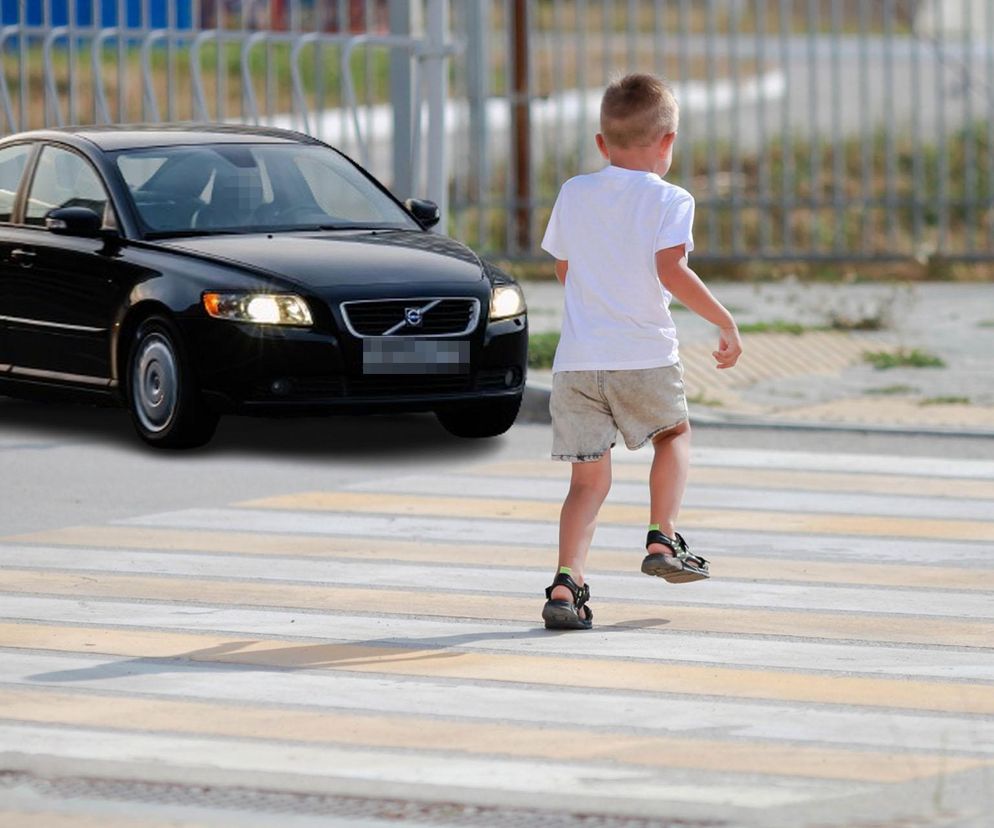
[238,491,994,542]
[2,568,992,647]
[0,686,983,784]
[6,526,993,592]
[472,461,994,500]
[3,622,994,715]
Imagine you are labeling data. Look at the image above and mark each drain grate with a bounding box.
[0,770,725,827]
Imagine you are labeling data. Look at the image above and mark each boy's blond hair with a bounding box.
[600,73,679,149]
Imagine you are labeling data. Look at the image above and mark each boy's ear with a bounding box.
[595,133,610,160]
[659,131,677,155]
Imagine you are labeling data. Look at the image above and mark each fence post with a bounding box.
[465,0,489,203]
[389,0,413,200]
[424,0,449,233]
[510,0,530,251]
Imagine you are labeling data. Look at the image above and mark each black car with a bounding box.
[0,125,527,448]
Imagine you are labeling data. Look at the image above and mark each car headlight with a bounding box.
[489,283,526,321]
[202,292,313,326]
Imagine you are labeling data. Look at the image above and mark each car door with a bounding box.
[3,143,128,384]
[0,142,36,373]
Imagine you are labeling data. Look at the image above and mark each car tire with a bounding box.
[127,315,218,449]
[436,394,522,439]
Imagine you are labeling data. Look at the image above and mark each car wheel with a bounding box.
[127,316,218,449]
[436,394,522,439]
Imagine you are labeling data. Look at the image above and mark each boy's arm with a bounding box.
[554,259,568,284]
[655,244,742,370]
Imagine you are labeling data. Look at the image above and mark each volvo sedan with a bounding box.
[0,125,527,448]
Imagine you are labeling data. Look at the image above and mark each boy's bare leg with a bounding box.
[647,420,691,551]
[550,452,612,603]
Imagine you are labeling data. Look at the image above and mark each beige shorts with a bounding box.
[550,363,689,462]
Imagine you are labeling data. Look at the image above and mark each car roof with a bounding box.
[0,123,321,152]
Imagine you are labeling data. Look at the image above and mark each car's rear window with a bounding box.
[114,143,418,237]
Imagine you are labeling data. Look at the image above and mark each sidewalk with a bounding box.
[521,280,994,435]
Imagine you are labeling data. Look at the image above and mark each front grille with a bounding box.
[342,298,478,337]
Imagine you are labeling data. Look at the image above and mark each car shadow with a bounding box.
[0,396,505,461]
[210,412,503,462]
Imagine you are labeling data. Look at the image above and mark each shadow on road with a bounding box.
[28,620,679,685]
[0,396,504,462]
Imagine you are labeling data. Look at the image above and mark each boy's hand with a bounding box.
[713,326,742,370]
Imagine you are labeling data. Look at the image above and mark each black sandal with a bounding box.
[542,572,593,630]
[641,530,710,583]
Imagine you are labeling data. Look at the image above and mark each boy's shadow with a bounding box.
[28,620,673,685]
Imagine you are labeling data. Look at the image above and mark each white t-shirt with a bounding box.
[540,165,695,373]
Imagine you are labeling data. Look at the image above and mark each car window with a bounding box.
[0,143,32,223]
[117,154,167,190]
[113,143,418,237]
[294,155,385,223]
[25,145,110,227]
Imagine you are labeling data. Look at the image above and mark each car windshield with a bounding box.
[114,143,419,238]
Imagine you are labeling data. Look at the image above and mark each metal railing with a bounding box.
[0,0,455,230]
[3,1,992,263]
[448,0,994,264]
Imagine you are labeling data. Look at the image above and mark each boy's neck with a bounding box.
[605,148,661,175]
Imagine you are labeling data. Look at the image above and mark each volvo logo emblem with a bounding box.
[404,307,424,327]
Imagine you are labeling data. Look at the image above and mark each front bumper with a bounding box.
[184,313,528,416]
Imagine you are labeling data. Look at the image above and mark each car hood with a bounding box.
[157,230,485,288]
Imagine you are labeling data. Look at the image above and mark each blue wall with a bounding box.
[1,1,194,29]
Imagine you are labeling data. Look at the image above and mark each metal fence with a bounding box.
[448,0,994,264]
[0,0,455,227]
[2,1,993,264]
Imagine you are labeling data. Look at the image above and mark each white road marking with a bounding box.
[4,651,993,755]
[4,545,994,619]
[2,596,992,681]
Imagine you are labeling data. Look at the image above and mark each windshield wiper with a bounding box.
[146,228,260,240]
[313,224,405,232]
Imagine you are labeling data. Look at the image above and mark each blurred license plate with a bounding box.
[362,339,470,375]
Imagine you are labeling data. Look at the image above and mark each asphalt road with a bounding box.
[1,398,993,827]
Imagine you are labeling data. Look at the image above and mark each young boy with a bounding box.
[539,73,742,630]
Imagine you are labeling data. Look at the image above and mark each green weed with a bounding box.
[863,349,946,370]
[866,384,918,395]
[920,395,970,406]
[527,331,560,369]
[687,392,724,408]
[738,320,811,335]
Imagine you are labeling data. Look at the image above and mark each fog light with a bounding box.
[270,378,291,396]
[505,368,522,387]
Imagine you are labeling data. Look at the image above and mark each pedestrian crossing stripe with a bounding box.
[4,593,990,682]
[2,568,991,648]
[611,447,994,479]
[237,491,994,542]
[0,686,985,784]
[0,811,181,828]
[6,526,993,592]
[0,723,881,810]
[2,444,993,815]
[471,461,994,500]
[3,622,994,716]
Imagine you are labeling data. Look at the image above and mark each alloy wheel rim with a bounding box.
[132,333,178,433]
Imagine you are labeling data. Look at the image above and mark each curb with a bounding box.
[518,381,553,424]
[520,382,994,439]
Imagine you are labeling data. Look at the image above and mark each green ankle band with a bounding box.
[558,565,572,575]
[648,523,660,531]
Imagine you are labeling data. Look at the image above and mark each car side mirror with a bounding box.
[404,198,440,228]
[45,206,105,238]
